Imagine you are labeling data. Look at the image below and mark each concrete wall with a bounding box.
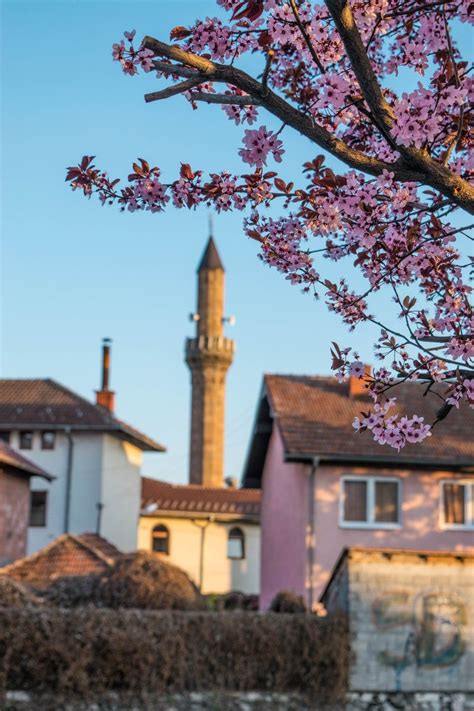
[335,551,474,693]
[138,515,260,594]
[100,435,142,551]
[0,469,30,564]
[260,428,307,610]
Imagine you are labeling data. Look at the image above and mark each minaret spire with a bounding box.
[185,229,235,487]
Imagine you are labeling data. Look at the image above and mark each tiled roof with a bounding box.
[0,379,165,452]
[0,441,52,480]
[243,374,474,486]
[141,477,260,519]
[0,533,122,587]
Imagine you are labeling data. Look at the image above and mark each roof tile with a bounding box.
[0,379,165,452]
[141,477,260,519]
[265,374,474,465]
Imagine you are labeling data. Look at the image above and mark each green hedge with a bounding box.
[0,608,348,701]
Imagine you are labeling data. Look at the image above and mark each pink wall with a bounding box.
[0,469,29,564]
[260,427,308,610]
[260,428,474,608]
[314,465,474,602]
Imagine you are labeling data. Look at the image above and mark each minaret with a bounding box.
[185,233,235,487]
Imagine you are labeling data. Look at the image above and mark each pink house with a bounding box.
[242,374,474,610]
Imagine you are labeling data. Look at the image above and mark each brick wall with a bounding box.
[323,549,474,693]
[0,469,30,564]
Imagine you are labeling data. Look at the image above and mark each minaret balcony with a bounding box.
[185,336,235,365]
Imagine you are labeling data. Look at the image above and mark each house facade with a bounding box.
[243,374,474,610]
[0,441,52,565]
[139,477,260,594]
[0,342,165,554]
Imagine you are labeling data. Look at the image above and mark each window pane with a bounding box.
[228,527,245,559]
[29,491,47,527]
[343,481,367,522]
[0,431,10,443]
[443,484,465,525]
[41,431,55,450]
[19,432,33,450]
[375,482,399,523]
[152,525,169,554]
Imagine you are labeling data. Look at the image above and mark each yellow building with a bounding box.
[139,477,260,594]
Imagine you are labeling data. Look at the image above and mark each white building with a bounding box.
[0,341,164,554]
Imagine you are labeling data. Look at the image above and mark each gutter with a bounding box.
[63,428,74,533]
[307,457,319,611]
[284,451,473,472]
[191,516,214,592]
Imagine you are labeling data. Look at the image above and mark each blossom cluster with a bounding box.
[69,0,474,447]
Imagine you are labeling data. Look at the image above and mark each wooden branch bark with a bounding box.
[189,93,261,106]
[145,78,204,103]
[142,35,474,214]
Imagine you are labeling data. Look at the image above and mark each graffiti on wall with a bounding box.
[371,590,466,690]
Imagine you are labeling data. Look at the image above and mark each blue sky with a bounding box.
[1,1,471,483]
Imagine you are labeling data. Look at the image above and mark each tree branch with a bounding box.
[289,0,326,74]
[189,92,261,106]
[152,59,203,79]
[323,0,474,213]
[142,35,474,213]
[144,78,204,103]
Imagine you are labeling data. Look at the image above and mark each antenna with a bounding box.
[208,213,213,238]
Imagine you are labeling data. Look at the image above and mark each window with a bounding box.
[227,527,245,559]
[29,491,47,527]
[41,431,56,450]
[152,524,169,555]
[341,477,400,528]
[0,431,10,444]
[441,481,474,529]
[19,431,33,450]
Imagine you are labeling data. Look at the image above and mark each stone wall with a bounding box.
[324,549,474,694]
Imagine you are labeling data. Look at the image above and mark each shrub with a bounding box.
[0,577,42,608]
[205,591,259,611]
[0,608,348,701]
[269,591,307,613]
[44,552,201,610]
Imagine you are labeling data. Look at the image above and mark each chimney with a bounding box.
[349,364,372,398]
[96,338,115,412]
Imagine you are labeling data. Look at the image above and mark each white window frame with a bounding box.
[339,476,402,529]
[439,479,474,531]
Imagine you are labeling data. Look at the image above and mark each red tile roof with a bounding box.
[0,441,52,480]
[0,379,165,452]
[141,477,260,519]
[243,375,474,486]
[0,533,122,587]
